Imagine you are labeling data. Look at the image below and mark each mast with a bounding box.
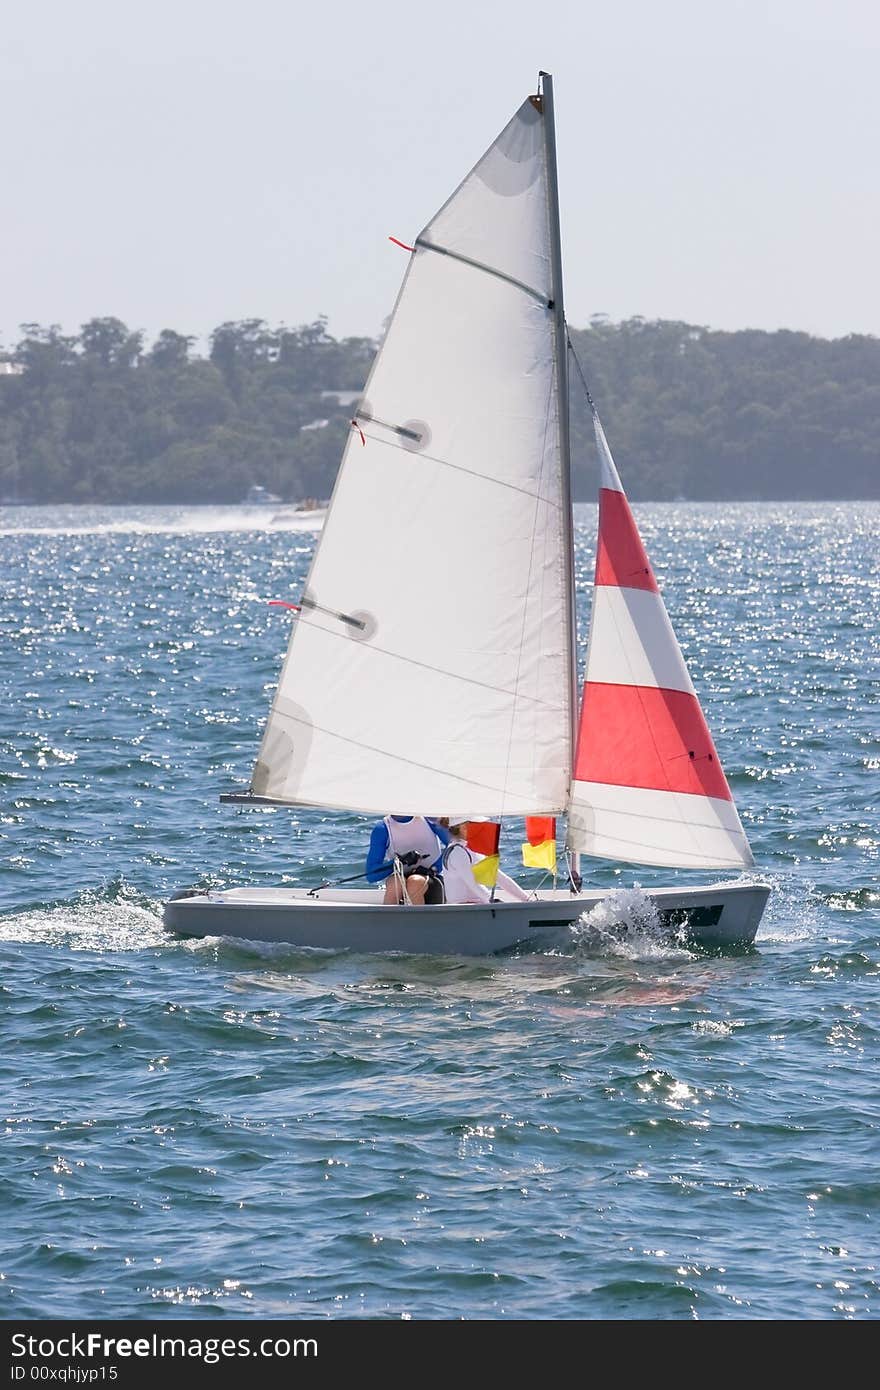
[540,70,580,877]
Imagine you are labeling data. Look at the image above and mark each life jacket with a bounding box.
[383,816,442,871]
[441,841,473,871]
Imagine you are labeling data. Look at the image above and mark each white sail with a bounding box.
[252,96,573,819]
[566,416,754,869]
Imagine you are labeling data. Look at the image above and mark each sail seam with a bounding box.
[292,618,567,711]
[577,843,749,867]
[414,238,550,306]
[356,429,564,508]
[573,776,744,807]
[273,705,566,807]
[570,789,750,838]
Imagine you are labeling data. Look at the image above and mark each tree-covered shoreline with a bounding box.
[1,315,877,503]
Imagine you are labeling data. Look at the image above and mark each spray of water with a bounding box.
[571,885,695,961]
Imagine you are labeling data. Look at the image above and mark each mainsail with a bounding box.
[251,94,574,819]
[566,414,754,869]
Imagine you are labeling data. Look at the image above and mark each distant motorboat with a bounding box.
[243,484,283,505]
[270,496,328,524]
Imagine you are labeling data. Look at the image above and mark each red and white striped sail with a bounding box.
[566,417,754,869]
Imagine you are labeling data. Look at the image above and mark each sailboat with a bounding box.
[163,74,769,953]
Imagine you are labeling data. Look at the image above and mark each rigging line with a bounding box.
[567,334,598,414]
[354,428,564,509]
[293,614,567,712]
[414,238,552,308]
[546,343,585,890]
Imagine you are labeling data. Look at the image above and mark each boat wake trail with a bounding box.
[0,878,167,952]
[0,507,324,538]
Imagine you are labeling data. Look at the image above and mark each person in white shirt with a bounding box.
[439,817,531,904]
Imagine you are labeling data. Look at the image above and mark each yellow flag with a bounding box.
[472,854,500,888]
[521,839,557,871]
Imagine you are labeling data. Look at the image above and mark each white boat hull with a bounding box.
[162,881,770,954]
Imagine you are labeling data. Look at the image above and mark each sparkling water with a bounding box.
[1,502,877,1319]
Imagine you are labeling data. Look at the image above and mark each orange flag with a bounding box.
[525,816,556,847]
[466,821,501,857]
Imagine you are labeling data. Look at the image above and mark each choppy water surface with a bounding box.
[1,502,878,1320]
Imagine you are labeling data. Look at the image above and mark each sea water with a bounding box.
[1,502,877,1320]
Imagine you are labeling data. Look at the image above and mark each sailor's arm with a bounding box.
[365,823,393,882]
[495,868,531,902]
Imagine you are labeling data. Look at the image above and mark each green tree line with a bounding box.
[0,314,877,502]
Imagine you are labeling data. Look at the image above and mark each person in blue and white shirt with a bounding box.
[366,815,449,905]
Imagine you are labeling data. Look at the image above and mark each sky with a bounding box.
[2,0,878,351]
